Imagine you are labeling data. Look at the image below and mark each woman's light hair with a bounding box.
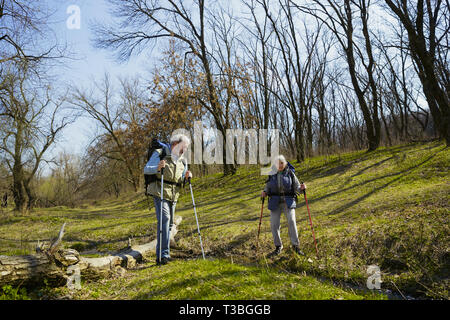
[275,155,287,165]
[170,133,191,146]
[269,155,287,173]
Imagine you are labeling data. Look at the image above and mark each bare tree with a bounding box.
[92,0,239,175]
[383,0,450,145]
[71,74,142,192]
[254,0,329,160]
[294,0,382,151]
[376,25,431,143]
[0,62,72,212]
[35,152,83,207]
[240,0,276,131]
[0,1,64,72]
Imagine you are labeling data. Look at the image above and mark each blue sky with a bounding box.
[45,0,153,157]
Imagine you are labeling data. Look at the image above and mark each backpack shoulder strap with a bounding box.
[160,147,167,160]
[265,173,276,184]
[287,168,298,195]
[153,147,167,160]
[288,168,295,178]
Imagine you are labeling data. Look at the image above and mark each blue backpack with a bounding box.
[286,161,296,173]
[144,138,171,190]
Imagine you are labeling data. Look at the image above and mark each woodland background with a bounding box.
[0,0,448,212]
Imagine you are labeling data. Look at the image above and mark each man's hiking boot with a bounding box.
[156,257,170,265]
[292,246,305,256]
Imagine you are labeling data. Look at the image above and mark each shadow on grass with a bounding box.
[303,146,444,214]
[183,187,261,210]
[329,148,443,216]
[296,142,433,181]
[350,156,395,178]
[130,267,272,300]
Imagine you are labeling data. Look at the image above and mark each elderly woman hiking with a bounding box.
[144,134,192,265]
[261,155,306,257]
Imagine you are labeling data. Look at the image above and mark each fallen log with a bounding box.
[0,215,182,287]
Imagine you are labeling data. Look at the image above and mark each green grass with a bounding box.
[0,194,155,255]
[47,259,386,300]
[172,141,449,299]
[0,285,30,300]
[0,141,448,299]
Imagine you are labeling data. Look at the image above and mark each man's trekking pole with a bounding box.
[256,197,265,250]
[188,177,206,260]
[159,167,164,263]
[301,182,319,256]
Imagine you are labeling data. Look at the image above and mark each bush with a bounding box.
[0,285,30,300]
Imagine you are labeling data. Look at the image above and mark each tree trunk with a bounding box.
[294,121,305,163]
[306,106,313,157]
[0,216,183,287]
[384,0,450,146]
[12,162,25,213]
[24,180,35,211]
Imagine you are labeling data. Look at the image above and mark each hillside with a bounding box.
[0,141,448,299]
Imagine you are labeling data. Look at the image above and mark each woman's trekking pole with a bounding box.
[256,197,265,250]
[188,177,206,260]
[159,167,164,263]
[301,182,319,256]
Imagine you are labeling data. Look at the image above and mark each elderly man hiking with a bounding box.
[144,134,192,265]
[261,155,306,257]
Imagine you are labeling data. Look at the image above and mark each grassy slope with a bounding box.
[0,141,448,299]
[57,259,384,300]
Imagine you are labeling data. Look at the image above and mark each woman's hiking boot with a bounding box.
[292,245,305,256]
[268,246,283,257]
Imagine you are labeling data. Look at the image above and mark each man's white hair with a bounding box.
[170,133,191,146]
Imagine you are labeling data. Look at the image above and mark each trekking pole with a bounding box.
[256,197,265,250]
[159,167,164,263]
[188,177,206,260]
[301,182,319,256]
